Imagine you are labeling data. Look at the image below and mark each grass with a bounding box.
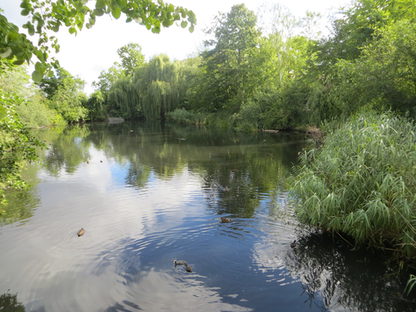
[292,112,416,258]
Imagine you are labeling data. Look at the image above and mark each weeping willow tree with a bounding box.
[107,77,141,119]
[134,55,183,120]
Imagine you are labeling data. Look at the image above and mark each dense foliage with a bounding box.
[94,1,416,131]
[293,113,416,258]
[0,89,40,205]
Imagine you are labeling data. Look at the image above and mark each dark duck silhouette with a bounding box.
[173,260,192,272]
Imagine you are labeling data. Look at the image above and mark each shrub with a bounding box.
[0,90,41,205]
[293,112,416,258]
[167,108,206,125]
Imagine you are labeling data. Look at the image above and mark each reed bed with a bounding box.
[293,113,416,258]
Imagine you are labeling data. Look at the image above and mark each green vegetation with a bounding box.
[0,89,40,205]
[93,1,416,131]
[293,113,416,258]
[1,0,416,285]
[43,68,88,123]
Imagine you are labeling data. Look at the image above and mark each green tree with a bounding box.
[47,71,88,123]
[0,65,63,127]
[200,4,262,113]
[329,20,416,117]
[39,66,73,98]
[317,0,416,68]
[85,90,106,121]
[117,43,145,76]
[107,77,140,119]
[93,64,125,94]
[136,55,181,120]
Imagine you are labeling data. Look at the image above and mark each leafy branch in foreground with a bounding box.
[1,0,196,81]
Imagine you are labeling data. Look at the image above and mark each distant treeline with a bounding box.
[86,0,416,131]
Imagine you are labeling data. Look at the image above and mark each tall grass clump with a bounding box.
[293,112,416,258]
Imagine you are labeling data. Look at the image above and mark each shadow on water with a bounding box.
[286,232,416,312]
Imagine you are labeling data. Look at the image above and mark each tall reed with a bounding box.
[293,112,416,258]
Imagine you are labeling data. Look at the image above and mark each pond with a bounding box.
[0,122,415,312]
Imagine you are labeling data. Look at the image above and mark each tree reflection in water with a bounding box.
[286,232,416,312]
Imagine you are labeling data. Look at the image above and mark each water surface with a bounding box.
[0,123,414,311]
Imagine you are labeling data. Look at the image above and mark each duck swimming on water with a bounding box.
[220,217,232,223]
[173,260,193,272]
[77,228,86,237]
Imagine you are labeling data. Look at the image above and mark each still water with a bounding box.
[0,123,415,312]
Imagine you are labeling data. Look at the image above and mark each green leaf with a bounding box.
[111,6,121,19]
[35,61,46,73]
[13,58,26,65]
[181,21,188,28]
[32,70,43,83]
[94,8,104,16]
[96,0,106,10]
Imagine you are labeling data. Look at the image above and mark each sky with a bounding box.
[2,0,352,94]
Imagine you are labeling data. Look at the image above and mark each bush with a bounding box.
[166,108,206,125]
[0,90,41,205]
[293,112,416,258]
[16,96,65,128]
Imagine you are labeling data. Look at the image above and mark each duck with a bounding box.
[173,260,187,266]
[173,259,193,273]
[184,264,193,272]
[220,217,232,223]
[77,228,86,237]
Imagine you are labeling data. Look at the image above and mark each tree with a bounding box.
[39,66,73,98]
[0,0,196,81]
[0,65,63,127]
[107,76,140,119]
[93,64,125,94]
[47,71,88,123]
[317,0,416,68]
[85,90,106,121]
[201,4,262,113]
[135,55,181,120]
[117,43,145,76]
